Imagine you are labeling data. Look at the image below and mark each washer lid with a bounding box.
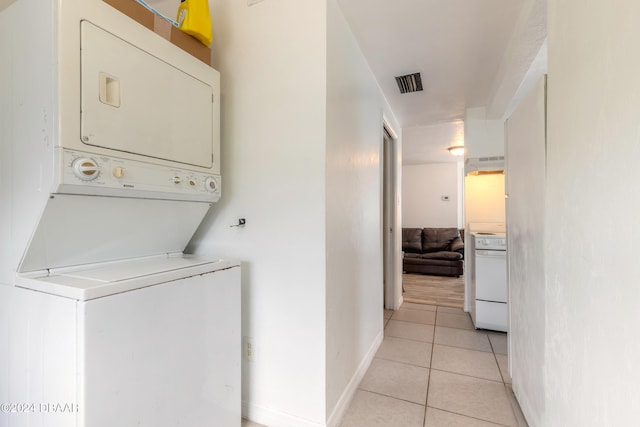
[18,194,211,274]
[16,255,239,301]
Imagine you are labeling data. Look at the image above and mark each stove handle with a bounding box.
[475,249,506,257]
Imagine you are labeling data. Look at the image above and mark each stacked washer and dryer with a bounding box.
[0,0,239,426]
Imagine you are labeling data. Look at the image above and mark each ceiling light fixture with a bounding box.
[448,146,465,156]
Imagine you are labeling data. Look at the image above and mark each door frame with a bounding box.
[382,117,402,310]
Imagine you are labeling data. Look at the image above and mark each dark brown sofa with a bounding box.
[402,228,464,277]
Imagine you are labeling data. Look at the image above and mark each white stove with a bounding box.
[474,232,507,251]
[470,231,508,332]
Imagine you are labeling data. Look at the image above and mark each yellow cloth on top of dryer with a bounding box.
[176,0,212,47]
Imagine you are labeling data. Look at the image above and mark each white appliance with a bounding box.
[470,232,508,332]
[2,257,240,427]
[0,1,240,426]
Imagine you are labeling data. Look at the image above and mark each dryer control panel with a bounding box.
[56,149,221,202]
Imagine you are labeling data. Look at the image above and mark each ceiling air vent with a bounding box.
[395,72,423,94]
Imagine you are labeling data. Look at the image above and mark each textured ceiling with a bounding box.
[402,122,465,165]
[150,0,545,164]
[337,0,525,128]
[337,0,549,165]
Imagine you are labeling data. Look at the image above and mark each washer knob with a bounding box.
[204,176,218,192]
[72,158,100,181]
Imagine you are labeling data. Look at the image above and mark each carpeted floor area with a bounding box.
[402,273,464,308]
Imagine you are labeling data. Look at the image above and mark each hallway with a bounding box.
[339,303,527,426]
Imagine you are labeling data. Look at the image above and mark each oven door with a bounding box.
[475,249,507,302]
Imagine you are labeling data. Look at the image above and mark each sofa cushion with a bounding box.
[403,256,463,267]
[422,228,460,253]
[402,228,423,253]
[404,252,421,259]
[419,251,463,260]
[450,236,464,253]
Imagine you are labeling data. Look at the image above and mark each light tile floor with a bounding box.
[241,303,527,427]
[340,304,528,427]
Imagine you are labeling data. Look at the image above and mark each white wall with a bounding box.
[325,0,400,422]
[505,76,546,426]
[542,1,640,425]
[402,163,458,228]
[464,174,505,225]
[464,107,505,158]
[0,0,55,286]
[187,0,400,425]
[486,0,547,120]
[187,0,328,425]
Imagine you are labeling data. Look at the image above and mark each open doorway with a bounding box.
[400,157,465,309]
[382,120,401,310]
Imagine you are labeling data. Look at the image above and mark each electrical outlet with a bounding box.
[243,336,254,362]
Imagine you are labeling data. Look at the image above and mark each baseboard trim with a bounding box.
[242,329,384,427]
[325,329,384,427]
[242,401,325,427]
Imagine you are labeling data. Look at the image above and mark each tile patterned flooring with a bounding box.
[242,302,527,427]
[340,303,527,427]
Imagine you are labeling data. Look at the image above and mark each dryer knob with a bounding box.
[72,158,100,181]
[113,166,125,178]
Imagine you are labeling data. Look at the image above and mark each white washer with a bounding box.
[3,256,240,427]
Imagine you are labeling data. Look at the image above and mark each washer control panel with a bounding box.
[59,150,221,202]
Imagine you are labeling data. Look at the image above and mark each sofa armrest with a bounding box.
[450,236,464,254]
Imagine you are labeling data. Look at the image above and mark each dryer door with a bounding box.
[80,20,214,169]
